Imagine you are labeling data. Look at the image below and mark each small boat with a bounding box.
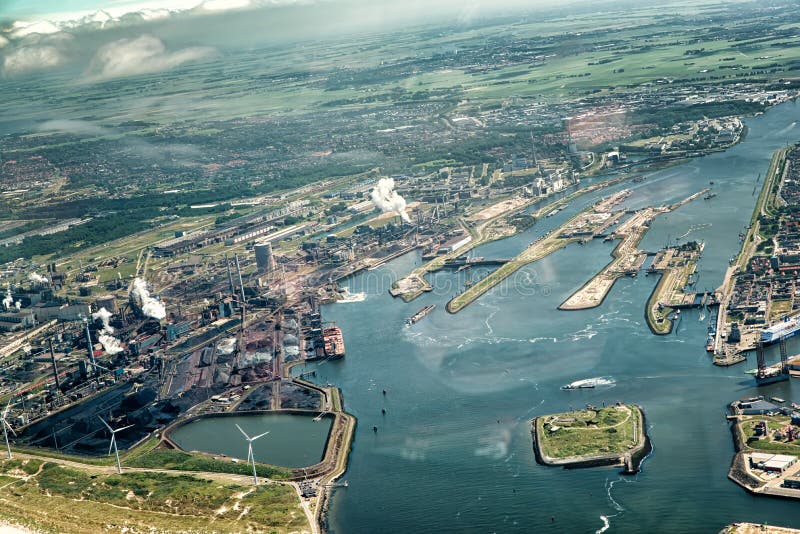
[703,192,717,200]
[406,304,436,325]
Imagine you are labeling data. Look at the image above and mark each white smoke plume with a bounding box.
[2,285,13,310]
[14,301,21,311]
[370,178,411,223]
[28,272,48,284]
[131,278,166,320]
[98,334,124,355]
[92,307,115,334]
[92,307,123,355]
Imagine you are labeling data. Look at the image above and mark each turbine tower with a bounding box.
[235,423,270,486]
[1,400,15,460]
[98,416,133,474]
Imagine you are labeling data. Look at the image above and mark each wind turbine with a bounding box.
[98,416,133,474]
[235,423,269,486]
[1,400,16,460]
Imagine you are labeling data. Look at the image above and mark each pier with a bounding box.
[560,190,709,311]
[446,189,638,313]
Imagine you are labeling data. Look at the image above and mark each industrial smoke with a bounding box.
[1,285,12,310]
[92,307,123,355]
[28,272,48,284]
[131,278,166,320]
[370,178,411,223]
[92,307,115,334]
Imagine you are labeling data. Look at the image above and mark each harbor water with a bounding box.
[304,102,800,533]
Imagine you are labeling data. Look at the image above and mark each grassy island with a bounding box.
[532,404,650,473]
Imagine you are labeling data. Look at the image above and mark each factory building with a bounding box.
[438,233,472,255]
[0,311,35,332]
[32,303,91,322]
[94,295,119,314]
[748,453,798,473]
[166,321,192,342]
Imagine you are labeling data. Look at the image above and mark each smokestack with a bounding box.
[234,254,246,304]
[226,254,235,297]
[84,321,96,371]
[48,338,61,391]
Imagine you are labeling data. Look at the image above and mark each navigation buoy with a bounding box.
[373,426,378,433]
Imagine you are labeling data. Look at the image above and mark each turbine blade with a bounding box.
[235,423,250,440]
[113,424,134,434]
[108,435,115,456]
[97,416,113,432]
[251,430,270,441]
[4,421,15,437]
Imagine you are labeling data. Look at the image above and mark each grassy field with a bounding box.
[0,459,307,534]
[125,449,291,480]
[537,405,641,460]
[740,415,800,456]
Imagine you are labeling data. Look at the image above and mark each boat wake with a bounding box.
[596,516,611,534]
[561,376,615,390]
[336,288,367,303]
[596,477,632,533]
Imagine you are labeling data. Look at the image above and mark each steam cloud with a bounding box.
[2,285,13,310]
[28,272,48,284]
[131,278,166,320]
[92,307,115,334]
[370,178,411,223]
[92,306,124,355]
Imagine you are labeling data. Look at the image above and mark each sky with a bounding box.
[1,0,202,18]
[0,0,590,81]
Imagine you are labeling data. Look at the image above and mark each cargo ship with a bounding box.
[406,304,435,325]
[760,318,800,345]
[323,326,345,359]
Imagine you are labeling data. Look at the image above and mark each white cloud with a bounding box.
[9,20,62,39]
[196,0,252,11]
[0,36,9,49]
[85,34,215,82]
[3,45,65,75]
[38,119,110,136]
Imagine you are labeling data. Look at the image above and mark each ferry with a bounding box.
[761,317,800,345]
